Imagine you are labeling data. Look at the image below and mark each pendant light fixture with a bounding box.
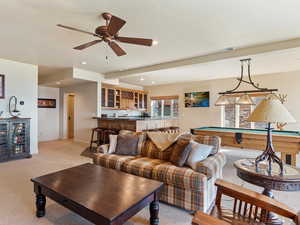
[215,95,230,106]
[236,93,255,105]
[215,58,278,106]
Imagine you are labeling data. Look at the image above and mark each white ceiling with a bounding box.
[1,0,300,84]
[120,47,300,86]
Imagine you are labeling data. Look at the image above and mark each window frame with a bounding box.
[150,96,179,118]
[221,93,267,129]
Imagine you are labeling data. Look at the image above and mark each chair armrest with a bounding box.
[192,211,230,225]
[195,152,226,179]
[215,179,298,221]
[92,144,109,165]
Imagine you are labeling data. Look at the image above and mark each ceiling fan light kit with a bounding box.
[215,58,278,106]
[57,12,154,57]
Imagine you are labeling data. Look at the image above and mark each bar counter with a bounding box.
[93,117,179,132]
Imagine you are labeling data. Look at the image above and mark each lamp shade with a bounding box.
[236,94,255,105]
[247,94,296,123]
[215,95,229,106]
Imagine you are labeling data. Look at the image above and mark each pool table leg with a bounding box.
[281,153,296,166]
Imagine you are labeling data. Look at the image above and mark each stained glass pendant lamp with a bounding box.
[215,58,278,106]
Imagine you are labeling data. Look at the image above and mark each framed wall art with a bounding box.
[0,74,5,99]
[184,91,209,107]
[38,98,56,108]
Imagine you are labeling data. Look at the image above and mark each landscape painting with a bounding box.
[184,91,209,107]
[38,98,56,108]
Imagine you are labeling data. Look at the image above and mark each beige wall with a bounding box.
[0,58,38,154]
[145,70,300,132]
[38,86,60,142]
[60,82,98,143]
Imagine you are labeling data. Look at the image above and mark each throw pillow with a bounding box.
[119,130,146,154]
[114,134,139,156]
[192,135,219,155]
[169,137,191,167]
[185,141,213,170]
[108,135,118,154]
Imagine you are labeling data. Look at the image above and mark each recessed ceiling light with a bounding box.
[152,40,158,46]
[81,61,87,65]
[140,77,145,81]
[56,81,61,85]
[151,81,155,84]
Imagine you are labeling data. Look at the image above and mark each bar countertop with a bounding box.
[93,116,178,121]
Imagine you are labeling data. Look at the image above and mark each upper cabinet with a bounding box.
[107,89,115,108]
[101,85,148,110]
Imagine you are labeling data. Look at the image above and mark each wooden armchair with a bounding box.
[192,179,300,225]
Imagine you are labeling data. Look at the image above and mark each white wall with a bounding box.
[60,82,99,143]
[0,58,38,154]
[145,70,300,132]
[38,86,60,142]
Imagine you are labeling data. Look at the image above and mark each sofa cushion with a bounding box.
[185,141,213,170]
[119,130,147,155]
[169,137,191,167]
[181,134,221,155]
[152,163,207,191]
[93,153,136,170]
[121,157,168,178]
[115,134,139,156]
[141,139,174,161]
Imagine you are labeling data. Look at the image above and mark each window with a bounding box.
[151,96,179,118]
[222,95,267,129]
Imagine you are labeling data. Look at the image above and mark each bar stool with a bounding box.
[89,127,105,152]
[102,129,119,144]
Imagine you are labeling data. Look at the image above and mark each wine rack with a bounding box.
[0,118,31,162]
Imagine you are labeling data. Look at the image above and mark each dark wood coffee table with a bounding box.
[31,163,163,225]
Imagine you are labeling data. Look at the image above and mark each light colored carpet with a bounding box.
[0,140,298,225]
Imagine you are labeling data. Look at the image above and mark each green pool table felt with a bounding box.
[193,127,300,137]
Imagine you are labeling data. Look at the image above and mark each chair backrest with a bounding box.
[215,179,299,224]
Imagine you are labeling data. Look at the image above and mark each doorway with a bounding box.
[67,94,75,139]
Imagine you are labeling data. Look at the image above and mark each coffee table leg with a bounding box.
[36,188,46,218]
[150,192,159,225]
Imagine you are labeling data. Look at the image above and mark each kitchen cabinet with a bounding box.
[102,85,148,110]
[101,88,106,107]
[107,88,115,107]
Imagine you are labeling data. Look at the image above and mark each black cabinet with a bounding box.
[0,118,31,162]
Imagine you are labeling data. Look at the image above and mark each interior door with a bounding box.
[67,94,75,139]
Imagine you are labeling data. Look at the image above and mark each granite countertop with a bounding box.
[93,116,178,121]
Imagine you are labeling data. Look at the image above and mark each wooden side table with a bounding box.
[234,159,300,225]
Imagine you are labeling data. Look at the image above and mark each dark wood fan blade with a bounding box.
[108,41,126,56]
[107,16,126,36]
[116,36,153,46]
[57,24,98,36]
[73,40,103,50]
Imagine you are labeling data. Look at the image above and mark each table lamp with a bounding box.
[247,94,296,175]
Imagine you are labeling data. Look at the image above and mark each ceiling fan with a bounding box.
[57,12,154,56]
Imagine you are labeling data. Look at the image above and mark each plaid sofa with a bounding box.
[93,133,226,212]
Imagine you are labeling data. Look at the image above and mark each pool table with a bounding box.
[191,127,300,166]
